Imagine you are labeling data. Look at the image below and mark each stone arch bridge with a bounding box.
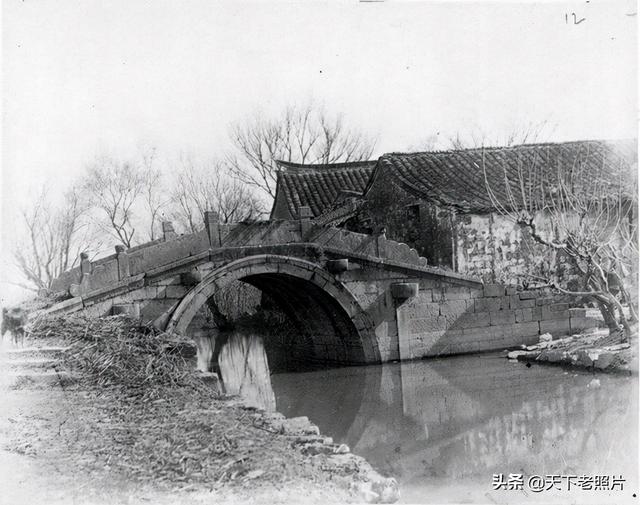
[45,210,584,365]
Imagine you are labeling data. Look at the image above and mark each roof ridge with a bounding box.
[275,159,377,172]
[381,138,637,157]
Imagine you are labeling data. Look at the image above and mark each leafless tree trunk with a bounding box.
[140,147,170,241]
[13,186,96,291]
[170,155,264,233]
[228,102,376,198]
[83,154,148,247]
[482,144,638,340]
[449,121,554,150]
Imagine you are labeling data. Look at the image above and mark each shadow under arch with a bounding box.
[165,254,381,365]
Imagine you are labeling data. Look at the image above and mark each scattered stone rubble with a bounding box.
[506,329,636,373]
[227,400,400,504]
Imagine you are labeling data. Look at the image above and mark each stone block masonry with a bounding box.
[396,283,596,360]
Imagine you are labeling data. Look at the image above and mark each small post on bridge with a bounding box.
[115,245,130,280]
[162,221,177,241]
[79,252,92,275]
[298,205,313,239]
[204,211,221,247]
[376,226,387,258]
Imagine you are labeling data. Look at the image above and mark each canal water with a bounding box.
[269,353,638,504]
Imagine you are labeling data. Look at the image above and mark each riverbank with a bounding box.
[506,326,638,374]
[0,314,398,504]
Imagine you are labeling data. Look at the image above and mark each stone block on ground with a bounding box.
[507,350,532,359]
[287,435,334,445]
[538,349,568,363]
[195,371,221,392]
[539,333,552,342]
[301,442,350,456]
[593,351,617,370]
[359,473,400,504]
[572,349,595,368]
[281,416,321,436]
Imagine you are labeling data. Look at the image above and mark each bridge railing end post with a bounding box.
[298,205,312,238]
[80,252,92,275]
[115,244,130,280]
[376,235,387,258]
[204,211,222,247]
[162,221,177,241]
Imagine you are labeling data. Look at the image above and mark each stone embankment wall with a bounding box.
[395,282,596,360]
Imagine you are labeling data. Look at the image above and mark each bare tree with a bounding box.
[170,155,264,233]
[449,121,555,150]
[13,186,96,291]
[228,103,376,198]
[482,144,638,340]
[406,133,441,152]
[140,147,170,241]
[83,153,164,247]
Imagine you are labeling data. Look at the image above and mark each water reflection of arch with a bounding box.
[271,364,382,446]
[271,362,427,473]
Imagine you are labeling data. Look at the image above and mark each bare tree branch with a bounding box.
[169,155,265,233]
[227,102,376,199]
[13,185,94,291]
[482,141,638,339]
[82,154,150,247]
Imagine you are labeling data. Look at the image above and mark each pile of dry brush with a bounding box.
[29,313,207,397]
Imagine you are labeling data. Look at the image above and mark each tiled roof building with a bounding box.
[367,139,637,213]
[270,160,376,220]
[270,139,637,283]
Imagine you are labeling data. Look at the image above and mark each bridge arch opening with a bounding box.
[165,255,380,367]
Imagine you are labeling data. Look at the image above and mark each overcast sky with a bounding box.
[1,0,637,300]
